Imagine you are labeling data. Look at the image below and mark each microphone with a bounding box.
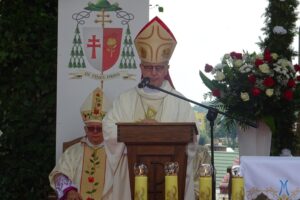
[138,77,150,88]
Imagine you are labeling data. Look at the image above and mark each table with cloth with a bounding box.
[240,156,300,200]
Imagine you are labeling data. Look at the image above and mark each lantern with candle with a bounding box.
[199,163,213,200]
[164,162,179,200]
[134,163,148,200]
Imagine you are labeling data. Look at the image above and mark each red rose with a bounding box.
[255,59,264,67]
[297,76,300,81]
[263,49,272,62]
[88,176,94,183]
[263,77,275,87]
[283,90,293,101]
[212,89,221,97]
[248,74,256,84]
[287,79,296,88]
[252,87,261,96]
[294,64,300,72]
[204,64,213,73]
[230,51,242,59]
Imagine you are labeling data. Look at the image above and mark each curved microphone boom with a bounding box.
[138,77,150,88]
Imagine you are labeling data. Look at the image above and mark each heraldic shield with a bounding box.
[83,27,123,72]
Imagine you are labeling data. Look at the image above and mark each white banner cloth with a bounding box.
[241,156,300,200]
[56,0,149,161]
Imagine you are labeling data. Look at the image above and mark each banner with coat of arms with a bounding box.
[56,0,149,161]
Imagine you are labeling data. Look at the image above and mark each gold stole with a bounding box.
[80,144,106,200]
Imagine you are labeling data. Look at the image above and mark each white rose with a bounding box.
[234,59,243,68]
[277,59,292,68]
[215,71,225,81]
[240,92,250,101]
[271,53,278,60]
[273,26,287,35]
[259,64,270,73]
[239,64,253,73]
[266,89,274,97]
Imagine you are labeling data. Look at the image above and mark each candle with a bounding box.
[231,177,244,200]
[134,163,148,200]
[198,164,213,200]
[199,176,212,200]
[134,175,148,200]
[165,175,178,200]
[164,162,179,200]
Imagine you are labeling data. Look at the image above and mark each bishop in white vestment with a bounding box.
[103,16,199,200]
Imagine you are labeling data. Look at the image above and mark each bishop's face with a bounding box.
[140,63,169,87]
[84,122,103,145]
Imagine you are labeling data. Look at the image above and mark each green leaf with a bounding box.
[199,71,214,91]
[261,116,276,133]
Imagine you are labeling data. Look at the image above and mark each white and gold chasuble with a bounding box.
[103,80,199,200]
[49,137,117,200]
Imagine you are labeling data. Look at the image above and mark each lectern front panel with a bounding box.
[117,122,196,200]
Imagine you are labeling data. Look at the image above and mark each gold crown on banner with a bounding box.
[134,16,177,64]
[80,87,106,124]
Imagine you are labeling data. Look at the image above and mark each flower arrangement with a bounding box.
[200,49,300,130]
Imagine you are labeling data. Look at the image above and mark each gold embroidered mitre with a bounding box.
[134,16,177,64]
[80,87,106,124]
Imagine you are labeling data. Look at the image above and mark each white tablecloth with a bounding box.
[240,156,300,200]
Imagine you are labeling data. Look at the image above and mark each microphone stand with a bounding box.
[146,83,256,200]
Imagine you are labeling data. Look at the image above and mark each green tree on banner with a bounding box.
[69,24,86,68]
[119,24,137,69]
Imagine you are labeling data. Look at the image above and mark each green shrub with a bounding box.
[0,0,57,199]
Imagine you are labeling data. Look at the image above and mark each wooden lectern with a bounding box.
[117,122,197,200]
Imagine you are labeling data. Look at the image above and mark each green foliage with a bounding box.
[150,4,164,12]
[258,0,300,154]
[0,0,57,199]
[258,0,299,60]
[158,6,164,12]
